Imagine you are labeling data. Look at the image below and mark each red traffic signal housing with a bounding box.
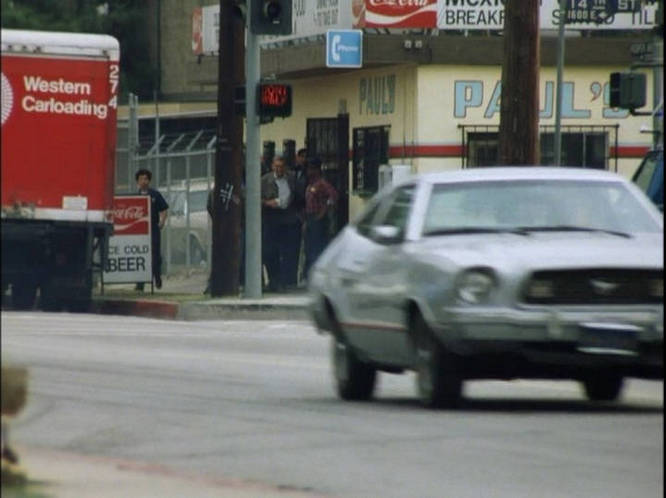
[257,83,292,118]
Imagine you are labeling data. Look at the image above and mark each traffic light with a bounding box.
[609,72,647,110]
[250,0,292,35]
[257,83,292,118]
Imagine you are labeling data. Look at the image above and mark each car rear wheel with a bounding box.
[413,313,462,409]
[331,337,376,401]
[581,372,624,402]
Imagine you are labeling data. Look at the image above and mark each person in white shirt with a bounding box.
[260,155,300,292]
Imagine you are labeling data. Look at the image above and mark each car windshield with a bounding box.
[423,179,662,236]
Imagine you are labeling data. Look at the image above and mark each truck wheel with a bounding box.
[66,271,93,313]
[67,296,92,313]
[12,281,37,310]
[582,373,624,402]
[39,283,63,312]
[413,313,462,409]
[332,336,377,401]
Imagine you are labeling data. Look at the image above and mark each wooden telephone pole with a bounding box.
[498,0,541,165]
[210,0,245,296]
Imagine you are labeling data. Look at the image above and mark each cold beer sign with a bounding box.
[103,195,152,284]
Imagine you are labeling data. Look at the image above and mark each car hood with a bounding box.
[416,232,664,271]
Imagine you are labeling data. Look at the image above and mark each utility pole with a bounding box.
[211,0,244,296]
[244,3,262,299]
[652,3,663,149]
[498,0,541,165]
[554,0,568,166]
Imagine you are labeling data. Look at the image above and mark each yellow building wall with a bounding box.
[261,65,418,156]
[416,65,654,179]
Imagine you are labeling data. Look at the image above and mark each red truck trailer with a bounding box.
[1,29,120,310]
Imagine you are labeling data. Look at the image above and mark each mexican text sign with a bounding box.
[352,0,657,30]
[103,195,152,284]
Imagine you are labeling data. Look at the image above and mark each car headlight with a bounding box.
[456,269,497,304]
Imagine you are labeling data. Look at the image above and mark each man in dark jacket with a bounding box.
[135,168,169,290]
[261,155,300,291]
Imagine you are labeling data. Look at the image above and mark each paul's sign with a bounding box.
[454,79,631,120]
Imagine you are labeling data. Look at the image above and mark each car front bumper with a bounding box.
[433,305,664,378]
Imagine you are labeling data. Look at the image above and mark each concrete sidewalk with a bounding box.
[7,446,328,498]
[92,269,310,321]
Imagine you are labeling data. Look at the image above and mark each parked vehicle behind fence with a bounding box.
[163,182,210,268]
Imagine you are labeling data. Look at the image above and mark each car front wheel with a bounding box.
[581,372,624,402]
[413,313,462,409]
[331,337,376,401]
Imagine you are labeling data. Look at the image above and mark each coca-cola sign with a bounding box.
[353,0,437,28]
[112,196,150,235]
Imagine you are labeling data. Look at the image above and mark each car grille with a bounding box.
[522,269,663,305]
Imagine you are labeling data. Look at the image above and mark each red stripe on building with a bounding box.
[389,145,464,158]
[611,145,650,158]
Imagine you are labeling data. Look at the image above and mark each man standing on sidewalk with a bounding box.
[303,157,338,279]
[135,169,169,290]
[261,155,300,292]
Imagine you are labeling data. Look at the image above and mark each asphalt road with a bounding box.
[2,312,663,498]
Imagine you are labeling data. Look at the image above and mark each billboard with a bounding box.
[192,5,220,55]
[103,195,152,284]
[193,2,354,53]
[353,0,437,28]
[350,0,658,30]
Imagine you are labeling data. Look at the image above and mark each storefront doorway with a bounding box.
[306,114,350,233]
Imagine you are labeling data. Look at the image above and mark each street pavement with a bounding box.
[3,270,313,497]
[2,313,663,498]
[2,274,663,497]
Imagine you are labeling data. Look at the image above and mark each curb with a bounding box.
[13,445,330,498]
[91,299,180,320]
[90,298,310,321]
[179,301,309,321]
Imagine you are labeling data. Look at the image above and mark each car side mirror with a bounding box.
[370,225,403,244]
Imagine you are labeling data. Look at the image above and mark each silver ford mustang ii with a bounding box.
[308,167,663,408]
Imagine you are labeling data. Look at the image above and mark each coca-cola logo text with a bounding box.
[113,206,146,220]
[369,0,432,6]
[363,0,437,27]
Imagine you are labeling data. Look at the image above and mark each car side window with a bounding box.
[375,185,415,234]
[356,200,383,238]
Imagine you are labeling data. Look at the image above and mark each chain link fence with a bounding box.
[115,95,216,276]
